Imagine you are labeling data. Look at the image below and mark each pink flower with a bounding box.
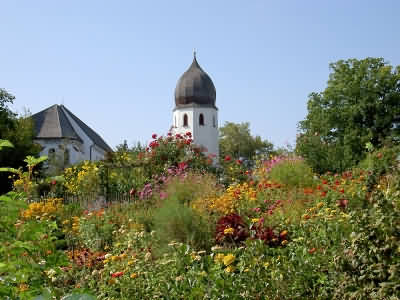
[159,191,168,200]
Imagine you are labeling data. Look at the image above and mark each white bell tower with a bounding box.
[172,53,219,161]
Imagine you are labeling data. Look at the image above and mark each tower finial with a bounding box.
[193,48,196,59]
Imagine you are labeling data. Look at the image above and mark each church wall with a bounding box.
[172,106,219,162]
[192,107,219,160]
[35,138,85,165]
[60,106,103,162]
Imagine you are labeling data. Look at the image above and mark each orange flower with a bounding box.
[308,247,317,254]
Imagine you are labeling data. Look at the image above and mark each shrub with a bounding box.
[333,172,400,299]
[152,173,216,251]
[267,156,316,188]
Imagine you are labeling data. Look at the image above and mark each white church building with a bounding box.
[171,53,219,161]
[31,104,112,166]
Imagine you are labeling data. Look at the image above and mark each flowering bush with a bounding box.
[215,214,249,245]
[22,198,63,220]
[64,160,100,195]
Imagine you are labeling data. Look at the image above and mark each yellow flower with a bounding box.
[316,202,324,209]
[19,283,29,292]
[263,262,270,268]
[225,265,235,273]
[214,253,225,264]
[281,240,288,246]
[130,273,138,279]
[224,227,234,235]
[223,253,235,266]
[127,260,135,266]
[251,218,260,223]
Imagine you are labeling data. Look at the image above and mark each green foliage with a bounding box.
[153,174,215,251]
[0,192,69,299]
[297,57,400,173]
[0,95,41,193]
[77,213,115,251]
[268,157,316,188]
[333,177,400,299]
[0,139,14,150]
[219,121,274,163]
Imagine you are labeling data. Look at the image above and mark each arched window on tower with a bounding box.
[183,114,188,127]
[199,113,204,126]
[213,115,216,128]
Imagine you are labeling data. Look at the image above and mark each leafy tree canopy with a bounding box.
[296,57,400,173]
[219,121,274,163]
[0,89,40,193]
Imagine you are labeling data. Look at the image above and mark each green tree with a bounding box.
[297,58,400,173]
[219,122,274,163]
[0,89,40,193]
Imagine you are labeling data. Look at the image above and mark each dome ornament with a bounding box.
[174,52,216,107]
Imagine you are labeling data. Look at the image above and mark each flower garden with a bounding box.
[1,133,400,299]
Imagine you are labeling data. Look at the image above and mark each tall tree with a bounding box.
[0,89,40,193]
[296,58,400,173]
[219,121,273,162]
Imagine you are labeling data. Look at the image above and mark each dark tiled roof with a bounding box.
[175,55,216,108]
[60,105,113,153]
[32,104,82,142]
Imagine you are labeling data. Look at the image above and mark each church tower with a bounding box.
[172,53,219,161]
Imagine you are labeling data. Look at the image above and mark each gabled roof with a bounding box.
[32,104,113,153]
[32,104,82,142]
[60,105,113,153]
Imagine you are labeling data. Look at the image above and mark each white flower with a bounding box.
[105,253,112,259]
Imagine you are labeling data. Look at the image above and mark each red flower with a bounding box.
[236,159,242,165]
[337,198,348,208]
[185,131,192,137]
[178,161,188,170]
[224,155,231,162]
[152,134,157,139]
[129,189,136,196]
[175,133,182,139]
[149,141,159,149]
[308,248,317,254]
[51,180,57,185]
[167,132,172,136]
[111,271,124,278]
[320,191,327,197]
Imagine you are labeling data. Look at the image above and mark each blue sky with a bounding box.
[1,1,399,149]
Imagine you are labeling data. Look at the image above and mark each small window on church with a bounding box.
[48,148,56,161]
[174,116,177,127]
[183,114,188,127]
[213,115,216,128]
[199,114,204,126]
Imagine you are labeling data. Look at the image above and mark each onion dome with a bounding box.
[175,53,216,107]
